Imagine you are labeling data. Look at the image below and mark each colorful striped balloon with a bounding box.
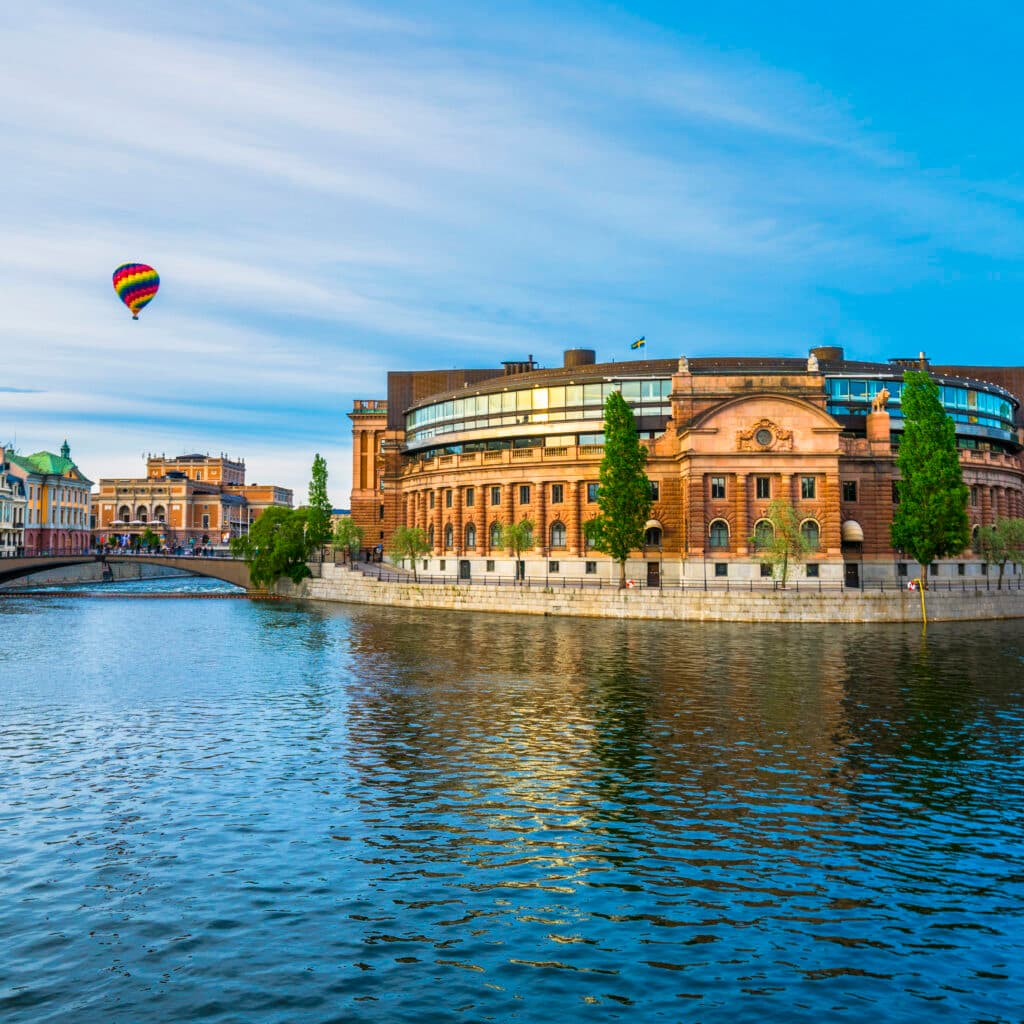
[112,263,160,319]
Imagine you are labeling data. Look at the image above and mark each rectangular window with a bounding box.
[892,481,900,504]
[760,563,773,577]
[755,476,770,500]
[429,492,435,508]
[897,562,907,577]
[957,563,966,576]
[649,481,660,501]
[801,476,816,500]
[465,487,474,507]
[486,559,495,571]
[806,563,819,578]
[714,562,728,577]
[519,485,530,505]
[711,476,726,500]
[202,514,210,528]
[587,482,599,502]
[439,559,446,571]
[445,490,453,508]
[971,486,979,507]
[551,484,564,504]
[548,561,559,573]
[490,486,500,506]
[842,481,858,502]
[422,560,428,570]
[585,561,597,574]
[930,563,938,576]
[379,504,385,520]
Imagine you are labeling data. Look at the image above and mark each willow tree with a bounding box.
[890,371,969,581]
[584,390,651,587]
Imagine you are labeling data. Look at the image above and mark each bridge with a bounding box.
[0,554,253,590]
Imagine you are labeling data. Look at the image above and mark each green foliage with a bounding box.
[388,525,431,581]
[230,506,312,588]
[499,519,534,580]
[305,453,333,552]
[890,371,970,573]
[749,499,813,587]
[139,527,161,551]
[584,390,651,586]
[975,517,1024,589]
[332,517,364,561]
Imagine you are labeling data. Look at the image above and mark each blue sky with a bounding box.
[3,1,1023,502]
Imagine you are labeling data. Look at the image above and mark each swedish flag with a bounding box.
[630,336,646,350]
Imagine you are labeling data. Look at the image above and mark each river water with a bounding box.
[1,580,1022,1023]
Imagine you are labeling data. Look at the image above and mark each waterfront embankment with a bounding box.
[279,562,1024,623]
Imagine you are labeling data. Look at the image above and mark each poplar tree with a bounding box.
[584,390,651,587]
[890,371,970,579]
[306,453,333,557]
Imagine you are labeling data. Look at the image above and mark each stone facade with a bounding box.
[350,348,1024,585]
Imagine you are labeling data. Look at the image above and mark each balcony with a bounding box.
[402,443,608,477]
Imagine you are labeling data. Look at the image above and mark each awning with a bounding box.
[645,519,663,531]
[841,520,864,543]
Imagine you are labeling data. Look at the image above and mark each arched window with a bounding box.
[709,520,729,548]
[645,526,662,547]
[550,521,566,548]
[428,523,435,546]
[971,524,981,552]
[118,505,130,522]
[521,522,534,548]
[465,523,477,549]
[490,521,502,547]
[153,505,166,523]
[444,523,453,549]
[801,520,820,550]
[752,520,774,550]
[137,506,148,523]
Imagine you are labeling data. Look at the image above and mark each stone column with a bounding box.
[823,473,842,555]
[688,475,705,555]
[453,487,463,555]
[981,486,993,527]
[537,481,548,555]
[735,474,749,555]
[433,487,444,553]
[569,480,581,554]
[505,483,515,554]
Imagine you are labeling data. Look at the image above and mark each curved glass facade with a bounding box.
[405,379,672,446]
[825,376,1016,440]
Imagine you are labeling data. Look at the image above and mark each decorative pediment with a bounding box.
[737,418,792,452]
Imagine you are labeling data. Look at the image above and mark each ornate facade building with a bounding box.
[93,453,293,550]
[0,447,28,557]
[350,347,1024,586]
[6,441,92,555]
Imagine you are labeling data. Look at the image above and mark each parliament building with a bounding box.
[349,347,1024,586]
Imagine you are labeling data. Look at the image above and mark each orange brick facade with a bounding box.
[350,350,1024,584]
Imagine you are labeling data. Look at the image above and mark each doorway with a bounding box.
[647,561,660,588]
[459,559,471,581]
[844,563,860,589]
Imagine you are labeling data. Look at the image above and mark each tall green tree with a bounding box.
[976,517,1024,590]
[499,518,534,582]
[890,371,970,582]
[332,517,364,563]
[231,506,311,587]
[388,525,431,581]
[306,453,333,558]
[583,390,652,587]
[750,499,813,587]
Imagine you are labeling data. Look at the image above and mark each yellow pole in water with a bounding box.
[913,577,926,630]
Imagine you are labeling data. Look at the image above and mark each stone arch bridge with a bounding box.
[0,555,253,590]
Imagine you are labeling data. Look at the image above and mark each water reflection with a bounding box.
[1,601,1021,1023]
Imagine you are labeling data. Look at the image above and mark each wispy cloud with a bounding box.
[1,0,1021,499]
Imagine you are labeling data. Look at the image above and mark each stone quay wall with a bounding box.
[278,563,1024,624]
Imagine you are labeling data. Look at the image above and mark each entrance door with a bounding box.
[647,561,660,588]
[844,563,860,588]
[459,559,471,581]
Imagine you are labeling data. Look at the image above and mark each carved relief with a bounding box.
[737,419,793,452]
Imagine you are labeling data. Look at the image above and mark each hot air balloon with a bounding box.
[112,263,160,320]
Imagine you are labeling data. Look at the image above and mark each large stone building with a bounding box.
[349,347,1024,586]
[93,453,293,551]
[6,441,92,555]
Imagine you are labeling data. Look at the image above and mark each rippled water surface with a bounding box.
[1,587,1023,1022]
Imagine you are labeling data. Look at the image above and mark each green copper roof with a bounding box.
[8,449,94,485]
